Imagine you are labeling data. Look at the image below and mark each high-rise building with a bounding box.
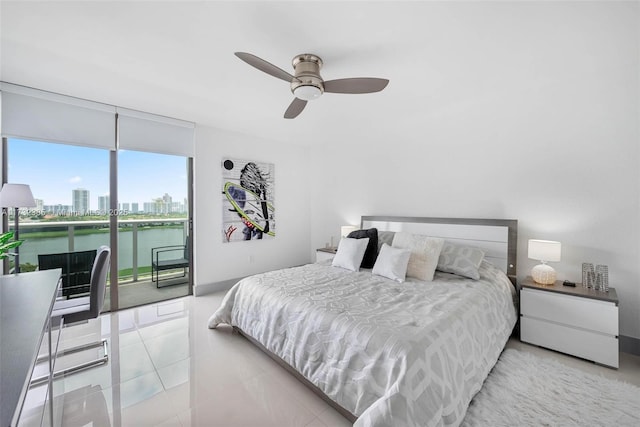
[121,202,130,212]
[72,188,90,214]
[44,204,72,215]
[131,203,139,213]
[98,195,110,213]
[161,193,172,214]
[143,202,157,214]
[169,202,184,213]
[22,198,45,215]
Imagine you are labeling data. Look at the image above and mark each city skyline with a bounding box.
[7,138,188,208]
[38,190,187,214]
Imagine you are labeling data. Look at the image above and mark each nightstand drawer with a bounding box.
[521,317,619,368]
[521,288,618,336]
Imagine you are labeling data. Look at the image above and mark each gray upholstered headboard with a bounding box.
[361,216,518,281]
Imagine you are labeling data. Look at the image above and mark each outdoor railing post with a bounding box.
[132,222,138,282]
[68,225,75,252]
[184,219,188,241]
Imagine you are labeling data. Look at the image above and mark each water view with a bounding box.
[19,226,186,272]
[7,137,191,308]
[15,219,187,277]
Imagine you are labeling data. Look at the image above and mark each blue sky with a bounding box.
[8,139,188,208]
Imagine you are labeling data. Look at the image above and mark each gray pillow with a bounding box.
[437,242,485,280]
[377,231,396,253]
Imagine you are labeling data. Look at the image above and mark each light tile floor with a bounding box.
[20,291,640,427]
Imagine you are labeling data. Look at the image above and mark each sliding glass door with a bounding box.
[116,150,191,310]
[3,137,193,311]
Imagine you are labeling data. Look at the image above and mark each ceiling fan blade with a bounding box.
[235,52,297,83]
[323,78,389,94]
[284,98,307,119]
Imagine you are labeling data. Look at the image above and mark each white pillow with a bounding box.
[332,237,370,272]
[392,232,445,281]
[372,243,412,283]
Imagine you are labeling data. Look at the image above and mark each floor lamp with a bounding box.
[0,183,36,273]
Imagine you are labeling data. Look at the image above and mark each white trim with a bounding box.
[194,278,240,296]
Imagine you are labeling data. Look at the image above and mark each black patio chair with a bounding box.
[151,235,189,287]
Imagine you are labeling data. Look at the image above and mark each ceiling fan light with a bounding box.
[293,85,322,101]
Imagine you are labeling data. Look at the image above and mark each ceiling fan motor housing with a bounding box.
[291,54,324,100]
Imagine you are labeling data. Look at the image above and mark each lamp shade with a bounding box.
[341,225,358,238]
[0,183,36,208]
[528,239,561,285]
[528,239,561,263]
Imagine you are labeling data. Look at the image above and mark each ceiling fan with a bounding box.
[235,52,389,119]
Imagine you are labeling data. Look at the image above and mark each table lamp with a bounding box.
[341,225,358,238]
[0,183,36,273]
[528,239,561,285]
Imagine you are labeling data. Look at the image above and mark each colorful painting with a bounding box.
[222,158,275,242]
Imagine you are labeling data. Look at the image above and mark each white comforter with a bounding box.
[208,261,516,427]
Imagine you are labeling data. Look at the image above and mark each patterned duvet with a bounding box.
[208,260,517,427]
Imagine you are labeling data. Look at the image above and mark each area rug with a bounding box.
[461,349,640,426]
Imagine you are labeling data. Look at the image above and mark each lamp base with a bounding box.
[531,263,556,285]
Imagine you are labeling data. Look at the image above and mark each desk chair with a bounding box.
[32,246,111,386]
[38,249,96,298]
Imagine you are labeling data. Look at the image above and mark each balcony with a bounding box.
[13,218,190,310]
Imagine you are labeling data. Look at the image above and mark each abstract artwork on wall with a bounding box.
[221,158,275,242]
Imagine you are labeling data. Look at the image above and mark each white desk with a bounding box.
[0,269,61,427]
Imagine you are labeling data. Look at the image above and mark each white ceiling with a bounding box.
[0,1,580,146]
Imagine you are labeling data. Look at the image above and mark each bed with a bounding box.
[208,216,518,427]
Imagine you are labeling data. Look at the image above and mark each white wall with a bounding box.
[193,125,310,293]
[308,3,640,340]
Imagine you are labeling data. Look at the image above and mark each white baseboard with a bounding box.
[194,277,242,296]
[621,335,640,356]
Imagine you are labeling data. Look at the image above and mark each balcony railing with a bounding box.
[12,218,189,283]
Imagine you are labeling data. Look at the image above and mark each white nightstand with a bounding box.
[520,277,619,368]
[315,247,337,263]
